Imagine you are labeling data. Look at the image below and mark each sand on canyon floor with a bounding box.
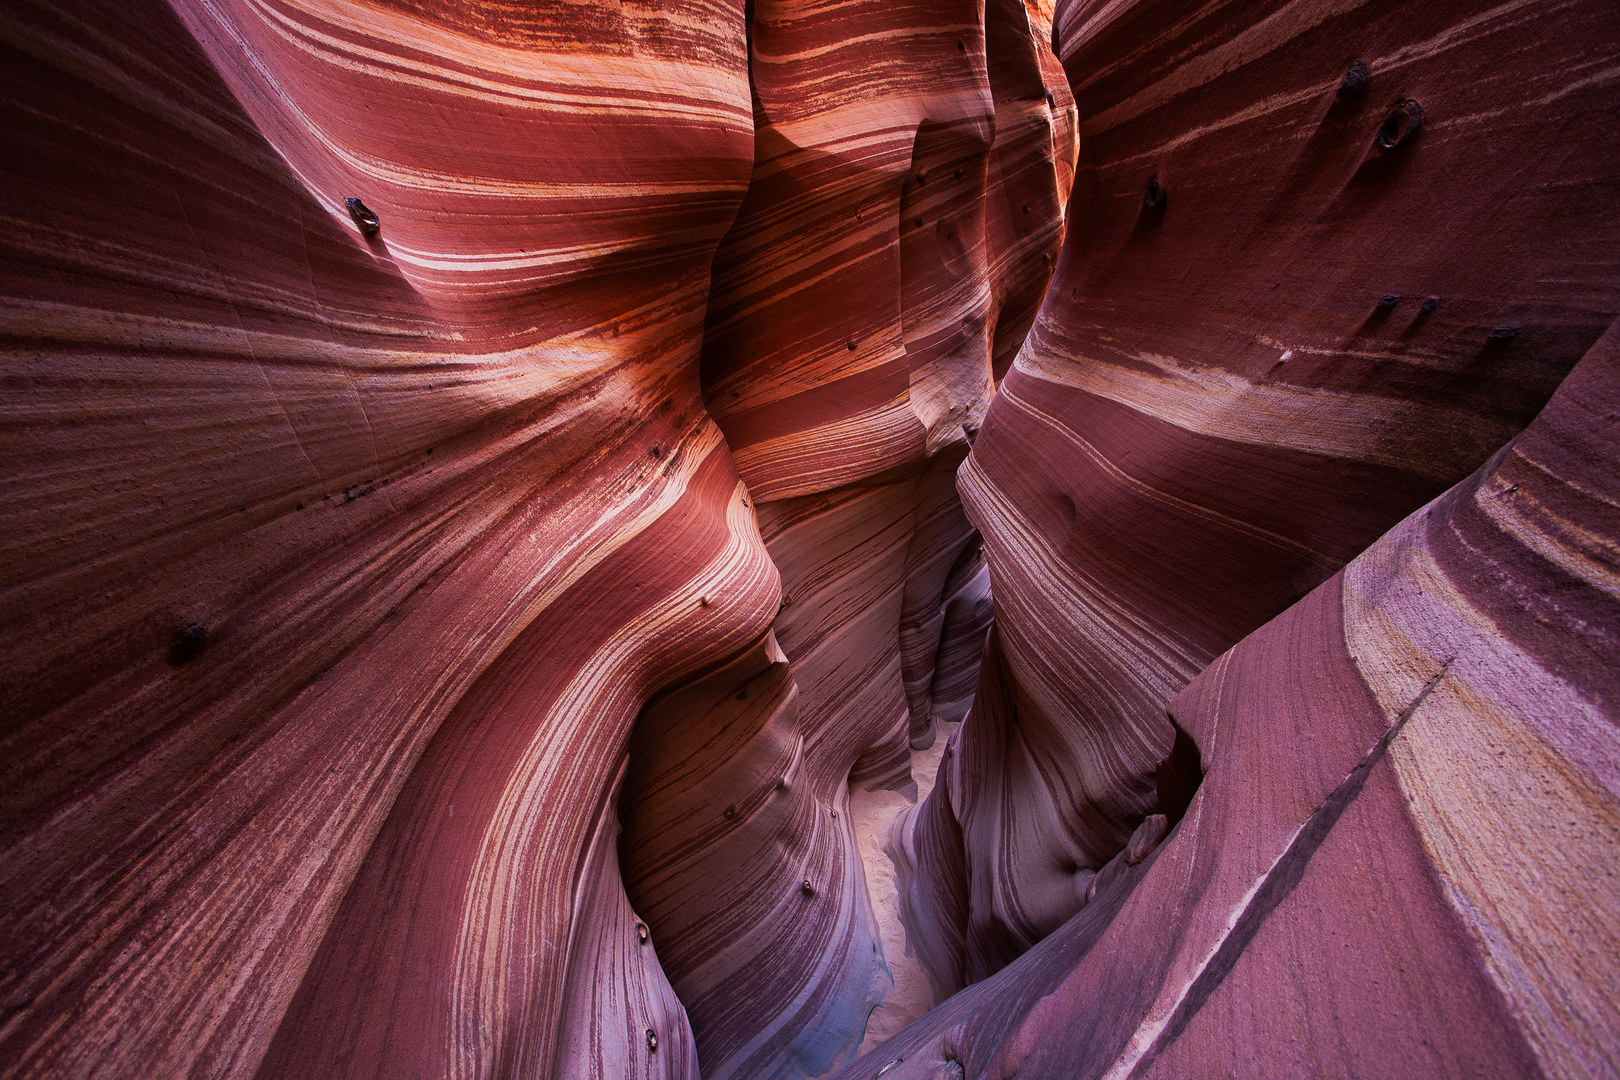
[848,720,958,1058]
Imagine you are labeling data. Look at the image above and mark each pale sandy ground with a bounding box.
[848,721,959,1058]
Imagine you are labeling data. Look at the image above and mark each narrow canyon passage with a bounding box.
[1,1,1618,1080]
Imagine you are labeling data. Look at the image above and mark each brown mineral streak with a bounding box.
[1,0,1616,1078]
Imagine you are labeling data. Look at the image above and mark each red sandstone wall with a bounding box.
[1,0,758,1075]
[0,0,1066,1077]
[839,320,1620,1079]
[872,0,1620,1075]
[619,0,1072,1071]
[2,0,1616,1077]
[894,0,1620,1001]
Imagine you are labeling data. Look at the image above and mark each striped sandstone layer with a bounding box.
[621,0,1074,1073]
[0,0,757,1077]
[0,1,1067,1079]
[3,0,1617,1077]
[892,0,1620,1008]
[842,319,1620,1079]
[696,0,1074,775]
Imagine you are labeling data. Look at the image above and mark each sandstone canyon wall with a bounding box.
[0,0,1064,1076]
[876,0,1620,1074]
[1,1,1616,1080]
[846,319,1620,1080]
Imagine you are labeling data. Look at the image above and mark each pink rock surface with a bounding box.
[836,312,1620,1080]
[0,2,760,1076]
[2,0,1617,1077]
[894,0,1620,1001]
[0,0,1064,1077]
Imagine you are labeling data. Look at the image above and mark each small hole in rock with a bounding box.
[345,197,380,235]
[1143,177,1166,212]
[1376,99,1423,150]
[168,622,208,666]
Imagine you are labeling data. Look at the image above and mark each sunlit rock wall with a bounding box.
[0,1,1067,1079]
[893,0,1620,1003]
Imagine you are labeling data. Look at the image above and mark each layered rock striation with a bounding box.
[843,319,1620,1080]
[2,0,1617,1078]
[1,0,759,1076]
[893,0,1620,1007]
[0,0,1065,1077]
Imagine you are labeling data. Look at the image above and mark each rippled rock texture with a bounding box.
[0,0,1062,1076]
[853,321,1620,1080]
[3,0,1618,1079]
[880,0,1620,1075]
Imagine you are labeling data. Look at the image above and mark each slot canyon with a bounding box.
[1,0,1617,1076]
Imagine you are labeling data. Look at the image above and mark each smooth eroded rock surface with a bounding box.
[893,0,1620,1002]
[0,0,1066,1077]
[2,0,1616,1078]
[838,309,1620,1080]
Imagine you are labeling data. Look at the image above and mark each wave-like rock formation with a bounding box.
[2,0,1617,1077]
[893,0,1620,1005]
[843,320,1620,1079]
[1,1,762,1077]
[0,0,1063,1077]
